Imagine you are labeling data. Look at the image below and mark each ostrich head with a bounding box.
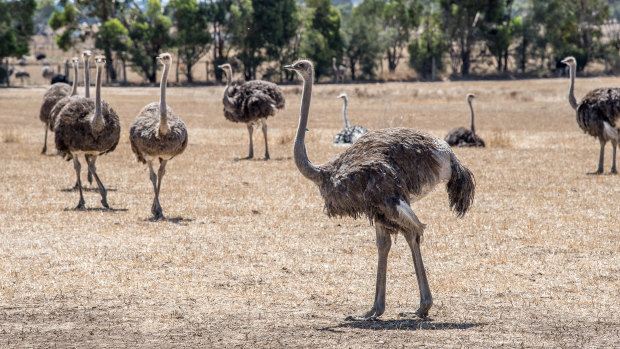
[94,55,106,67]
[337,93,347,100]
[71,57,79,66]
[466,93,475,102]
[284,60,313,80]
[82,50,92,61]
[157,53,172,66]
[561,56,577,68]
[217,63,232,77]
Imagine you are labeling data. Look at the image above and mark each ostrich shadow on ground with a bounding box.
[319,318,481,333]
[233,156,292,162]
[140,216,194,225]
[59,187,118,193]
[62,207,128,212]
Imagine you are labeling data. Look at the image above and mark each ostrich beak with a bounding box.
[283,64,293,70]
[217,64,225,69]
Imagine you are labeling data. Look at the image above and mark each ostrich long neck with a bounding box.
[342,97,350,128]
[92,64,104,132]
[84,58,90,98]
[567,64,578,110]
[159,61,170,136]
[222,69,235,112]
[468,99,476,135]
[70,63,78,96]
[294,71,322,184]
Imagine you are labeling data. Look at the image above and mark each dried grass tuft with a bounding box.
[485,130,513,148]
[3,129,24,143]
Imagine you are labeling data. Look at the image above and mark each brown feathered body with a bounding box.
[49,94,79,132]
[54,98,121,159]
[576,88,620,140]
[224,80,285,123]
[129,103,188,164]
[315,128,475,232]
[40,83,71,126]
[444,127,485,147]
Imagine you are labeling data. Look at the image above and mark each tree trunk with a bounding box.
[122,58,127,84]
[187,62,193,83]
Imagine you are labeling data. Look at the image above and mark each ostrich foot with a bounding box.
[610,168,617,174]
[398,302,432,319]
[586,170,603,175]
[344,307,382,321]
[264,154,270,161]
[101,199,109,209]
[41,146,47,154]
[74,199,85,210]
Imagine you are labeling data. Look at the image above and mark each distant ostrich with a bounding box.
[130,53,188,220]
[284,60,475,320]
[562,56,619,174]
[42,65,54,79]
[51,60,71,84]
[14,70,30,84]
[218,63,285,160]
[332,57,347,83]
[54,55,121,209]
[444,94,485,147]
[333,93,367,145]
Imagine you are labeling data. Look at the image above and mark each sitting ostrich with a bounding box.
[284,60,475,320]
[130,53,188,220]
[333,93,367,145]
[54,55,121,209]
[218,63,285,160]
[51,60,71,84]
[444,93,485,147]
[562,56,619,174]
[332,57,347,83]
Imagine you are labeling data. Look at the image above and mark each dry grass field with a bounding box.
[0,76,619,347]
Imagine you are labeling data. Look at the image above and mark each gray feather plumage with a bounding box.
[577,88,620,139]
[444,127,485,147]
[54,97,121,159]
[40,83,71,126]
[224,80,285,123]
[334,125,368,145]
[129,103,188,164]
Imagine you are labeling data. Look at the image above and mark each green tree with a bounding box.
[483,0,515,72]
[301,0,343,80]
[408,11,447,79]
[95,18,131,82]
[439,0,503,76]
[205,0,233,82]
[34,0,55,31]
[227,0,258,80]
[127,0,173,83]
[167,0,212,83]
[342,2,382,80]
[49,0,131,80]
[0,0,36,85]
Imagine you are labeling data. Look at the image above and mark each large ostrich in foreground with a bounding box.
[562,56,619,174]
[333,93,367,145]
[284,60,475,320]
[130,53,188,220]
[444,94,485,147]
[218,63,285,160]
[54,55,121,209]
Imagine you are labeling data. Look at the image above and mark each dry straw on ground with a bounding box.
[0,77,618,347]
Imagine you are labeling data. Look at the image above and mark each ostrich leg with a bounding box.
[87,156,95,185]
[262,121,270,160]
[245,123,254,159]
[73,157,85,210]
[395,202,433,318]
[345,224,392,321]
[86,155,108,208]
[148,161,163,219]
[42,127,48,154]
[157,159,167,193]
[589,139,606,175]
[611,139,617,174]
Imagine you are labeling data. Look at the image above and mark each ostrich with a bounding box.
[130,53,188,220]
[14,70,30,84]
[42,65,54,80]
[332,57,347,83]
[444,94,485,147]
[39,76,71,154]
[54,55,121,209]
[48,57,80,134]
[284,60,475,320]
[562,56,619,174]
[333,93,368,145]
[51,60,71,84]
[218,63,285,160]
